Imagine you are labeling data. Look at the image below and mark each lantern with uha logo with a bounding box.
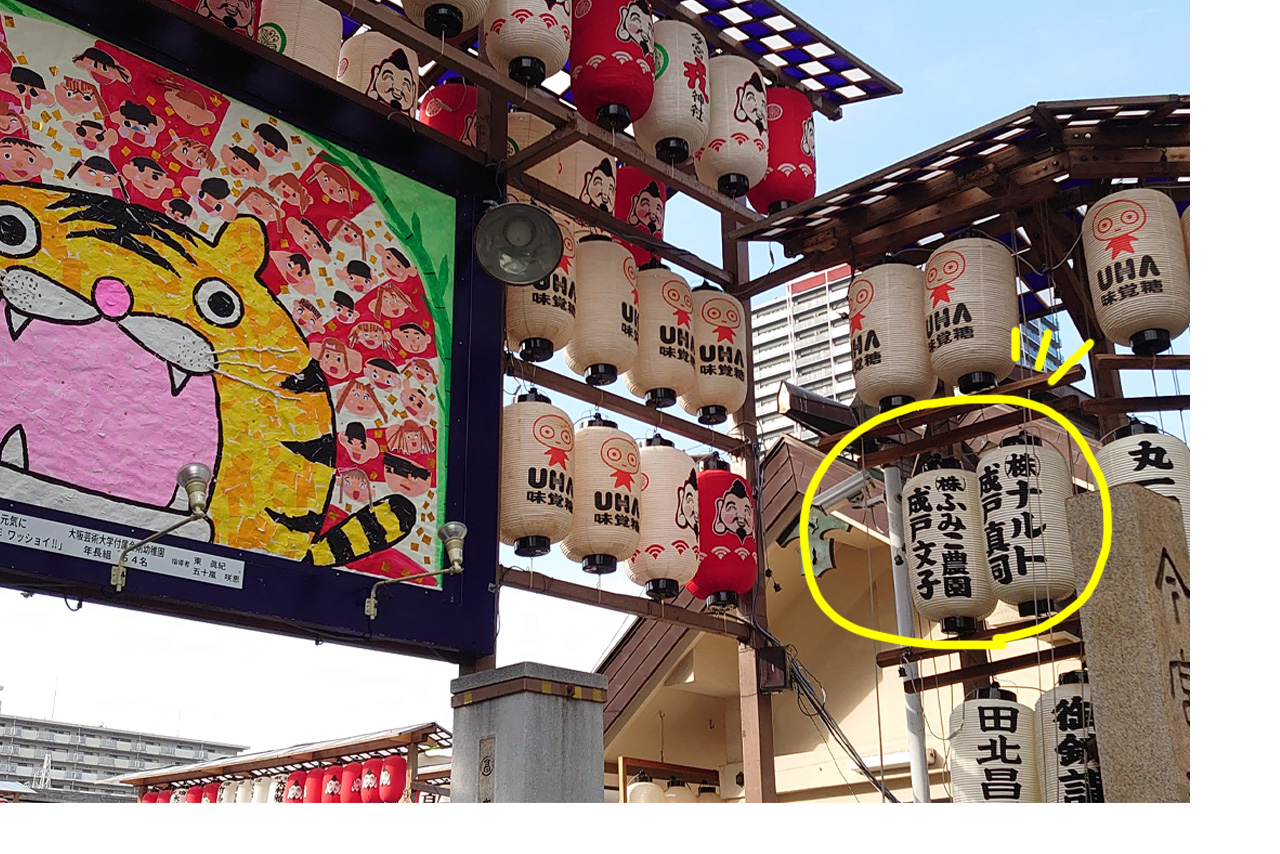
[361,757,385,803]
[1035,671,1104,803]
[747,86,816,215]
[949,686,1041,803]
[337,31,420,115]
[902,456,997,634]
[633,20,709,165]
[561,415,641,574]
[688,455,757,612]
[563,236,639,386]
[694,55,768,198]
[405,0,490,38]
[379,755,408,804]
[614,165,666,266]
[849,263,937,411]
[482,0,572,86]
[1081,188,1190,355]
[1098,420,1190,549]
[977,433,1076,616]
[419,79,479,148]
[505,207,578,362]
[341,761,364,804]
[623,264,696,408]
[500,390,575,556]
[570,0,655,131]
[626,436,699,600]
[679,285,747,425]
[924,235,1017,393]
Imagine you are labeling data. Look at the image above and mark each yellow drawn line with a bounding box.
[1034,329,1055,372]
[1049,339,1095,387]
[1010,326,1021,363]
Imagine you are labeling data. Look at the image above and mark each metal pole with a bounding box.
[882,462,931,803]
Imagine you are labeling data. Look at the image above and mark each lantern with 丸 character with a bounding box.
[903,456,997,634]
[337,31,420,115]
[626,436,699,601]
[679,285,747,425]
[419,79,479,148]
[747,86,816,215]
[361,757,385,803]
[614,165,666,267]
[562,236,639,386]
[1035,671,1104,803]
[379,755,408,804]
[688,455,757,612]
[341,761,364,804]
[404,0,490,39]
[1081,188,1190,355]
[977,433,1076,616]
[623,265,696,408]
[570,0,655,131]
[500,390,575,557]
[633,20,709,165]
[848,263,937,411]
[694,55,768,198]
[1098,420,1190,550]
[923,235,1017,393]
[949,686,1041,803]
[482,0,572,86]
[560,415,641,575]
[256,0,342,75]
[505,207,578,362]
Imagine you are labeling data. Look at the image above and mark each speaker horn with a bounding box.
[474,202,564,286]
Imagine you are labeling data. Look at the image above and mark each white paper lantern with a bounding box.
[560,142,617,216]
[678,285,747,425]
[170,786,189,804]
[664,780,697,803]
[949,687,1042,803]
[625,436,699,600]
[507,110,563,187]
[633,20,710,165]
[696,785,722,804]
[482,0,572,86]
[561,415,641,574]
[1035,671,1104,803]
[1098,420,1190,549]
[1082,188,1190,355]
[337,31,420,114]
[235,779,255,803]
[924,236,1017,393]
[623,265,697,408]
[849,264,937,410]
[252,777,273,803]
[626,773,665,803]
[500,390,575,556]
[693,55,768,197]
[404,0,490,37]
[269,774,289,803]
[1181,205,1190,263]
[218,781,238,803]
[977,433,1076,615]
[505,206,577,361]
[903,457,997,633]
[257,0,343,75]
[563,237,639,386]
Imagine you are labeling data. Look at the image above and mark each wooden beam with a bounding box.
[876,615,1079,667]
[1091,354,1190,371]
[735,250,845,300]
[498,568,753,643]
[1082,395,1190,416]
[903,643,1084,694]
[505,123,583,175]
[1068,146,1190,179]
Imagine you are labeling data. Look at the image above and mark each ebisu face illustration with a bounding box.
[366,49,416,113]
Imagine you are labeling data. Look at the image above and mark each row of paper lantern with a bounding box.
[950,673,1103,804]
[140,756,410,804]
[501,395,758,607]
[625,775,726,803]
[905,422,1190,634]
[849,190,1190,412]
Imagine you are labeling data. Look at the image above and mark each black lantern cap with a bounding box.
[706,591,739,612]
[583,554,618,575]
[700,454,731,472]
[656,137,690,165]
[645,388,677,409]
[419,3,464,38]
[644,434,675,448]
[585,364,618,386]
[719,173,750,198]
[1000,431,1044,447]
[596,104,631,132]
[1059,670,1090,685]
[645,578,681,600]
[972,685,1017,702]
[518,337,555,363]
[515,536,551,558]
[585,413,618,429]
[1131,328,1172,356]
[958,371,998,393]
[922,454,964,472]
[1111,419,1160,442]
[516,388,551,404]
[509,57,547,87]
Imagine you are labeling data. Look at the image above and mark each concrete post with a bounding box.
[450,663,608,803]
[1066,484,1190,802]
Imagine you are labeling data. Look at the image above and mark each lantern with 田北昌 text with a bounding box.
[482,0,572,87]
[570,0,655,131]
[924,235,1017,393]
[499,390,575,557]
[693,55,768,198]
[678,285,747,425]
[950,686,1041,803]
[560,415,641,575]
[623,264,696,408]
[625,436,699,601]
[633,20,709,165]
[688,455,757,612]
[562,236,639,387]
[747,86,816,215]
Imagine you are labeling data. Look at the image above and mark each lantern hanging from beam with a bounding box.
[181,0,258,38]
[507,110,564,187]
[219,781,239,803]
[849,263,937,411]
[379,755,408,804]
[482,0,572,86]
[1081,188,1190,355]
[1182,205,1190,263]
[561,414,641,575]
[623,264,696,408]
[185,786,203,804]
[404,0,490,39]
[256,0,343,75]
[321,765,344,803]
[1035,670,1104,803]
[633,20,709,165]
[613,165,666,267]
[197,782,216,803]
[252,777,273,803]
[419,79,479,148]
[746,86,816,215]
[500,390,576,556]
[924,235,1017,393]
[236,780,256,803]
[664,778,697,803]
[626,771,665,803]
[341,761,364,804]
[269,775,289,803]
[505,207,578,362]
[977,433,1076,616]
[903,456,997,634]
[284,771,307,803]
[1098,420,1190,549]
[688,455,757,612]
[303,768,326,803]
[626,435,699,601]
[949,686,1042,803]
[560,143,617,216]
[678,284,747,425]
[693,55,768,198]
[156,789,174,804]
[361,758,385,803]
[337,30,420,115]
[570,0,656,131]
[141,791,158,803]
[562,236,639,386]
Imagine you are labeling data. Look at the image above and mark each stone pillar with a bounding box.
[450,662,608,803]
[1066,483,1190,802]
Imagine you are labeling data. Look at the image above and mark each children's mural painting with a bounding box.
[0,4,455,586]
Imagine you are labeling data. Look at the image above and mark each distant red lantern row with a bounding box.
[142,755,408,804]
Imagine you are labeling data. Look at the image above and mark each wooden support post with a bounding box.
[405,740,420,804]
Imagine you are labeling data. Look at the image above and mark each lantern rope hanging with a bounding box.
[561,414,641,575]
[632,20,710,165]
[570,0,656,132]
[626,435,700,600]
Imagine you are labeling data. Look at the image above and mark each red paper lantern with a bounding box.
[303,767,326,803]
[570,0,655,131]
[361,757,385,803]
[184,786,203,803]
[419,79,479,147]
[688,456,757,610]
[202,782,221,803]
[141,791,159,804]
[378,755,408,803]
[283,771,307,803]
[613,165,666,266]
[156,789,174,804]
[747,87,816,215]
[320,765,344,803]
[341,761,364,804]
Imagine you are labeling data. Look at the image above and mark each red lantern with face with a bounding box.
[303,767,326,803]
[688,459,757,610]
[361,757,385,803]
[570,0,656,131]
[320,765,344,803]
[341,761,364,804]
[419,79,479,147]
[378,755,409,804]
[613,165,666,266]
[284,771,307,804]
[747,87,816,215]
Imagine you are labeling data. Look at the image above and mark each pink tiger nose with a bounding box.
[93,277,132,320]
